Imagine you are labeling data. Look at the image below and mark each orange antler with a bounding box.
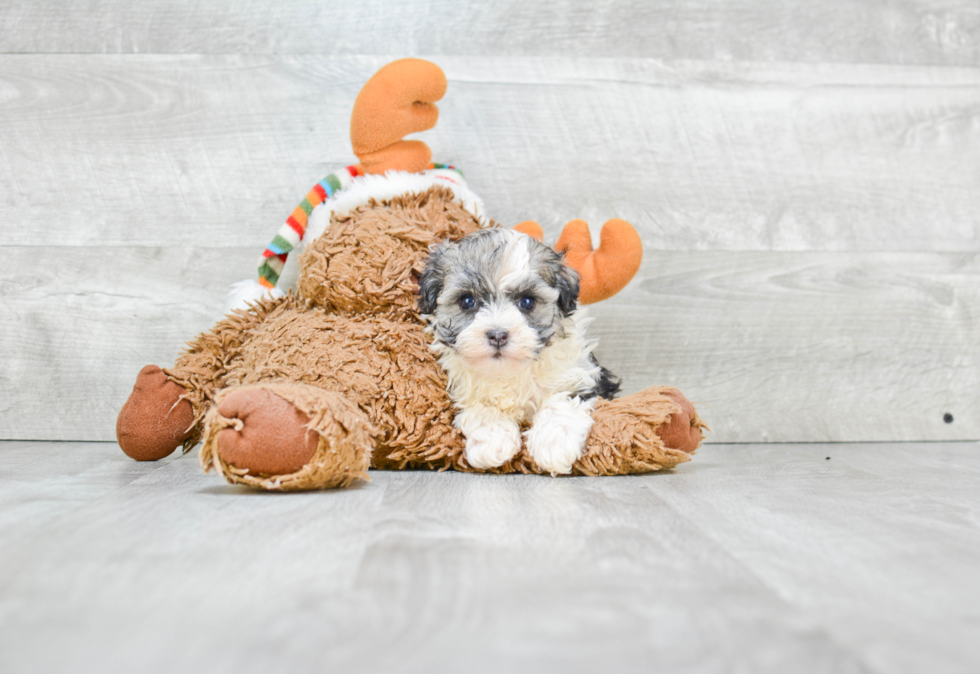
[554,219,643,304]
[350,59,447,175]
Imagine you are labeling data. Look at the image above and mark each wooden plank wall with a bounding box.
[1,1,977,443]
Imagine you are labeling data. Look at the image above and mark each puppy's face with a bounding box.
[419,229,579,376]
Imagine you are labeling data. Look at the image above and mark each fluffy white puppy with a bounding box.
[418,228,620,474]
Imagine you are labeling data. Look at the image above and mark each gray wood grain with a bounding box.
[1,247,975,443]
[0,246,242,442]
[1,440,979,673]
[1,6,978,445]
[591,250,979,443]
[1,0,978,66]
[1,55,977,252]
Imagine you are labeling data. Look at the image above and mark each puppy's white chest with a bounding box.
[470,375,549,423]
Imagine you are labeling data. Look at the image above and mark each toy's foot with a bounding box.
[200,383,375,491]
[117,365,196,461]
[656,389,702,454]
[573,386,705,476]
[214,388,319,475]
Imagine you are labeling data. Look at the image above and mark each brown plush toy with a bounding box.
[116,59,706,491]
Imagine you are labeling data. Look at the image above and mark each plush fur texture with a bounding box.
[419,228,621,474]
[169,186,487,465]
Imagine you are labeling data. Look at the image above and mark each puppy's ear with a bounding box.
[556,262,580,317]
[417,244,447,315]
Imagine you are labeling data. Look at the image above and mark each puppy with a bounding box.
[418,228,620,474]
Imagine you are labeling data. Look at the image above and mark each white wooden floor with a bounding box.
[2,440,978,674]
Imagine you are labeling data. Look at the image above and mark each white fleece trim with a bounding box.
[224,279,285,315]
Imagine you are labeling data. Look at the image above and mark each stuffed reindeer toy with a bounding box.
[116,59,705,491]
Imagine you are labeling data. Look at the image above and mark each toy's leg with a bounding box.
[199,383,375,491]
[116,365,196,461]
[572,386,707,476]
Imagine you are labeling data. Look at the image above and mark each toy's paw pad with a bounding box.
[463,418,522,470]
[657,390,702,454]
[216,388,319,475]
[117,364,195,461]
[526,398,594,475]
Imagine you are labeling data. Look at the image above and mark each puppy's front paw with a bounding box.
[526,397,595,475]
[462,417,522,470]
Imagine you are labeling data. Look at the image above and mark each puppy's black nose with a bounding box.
[487,329,508,348]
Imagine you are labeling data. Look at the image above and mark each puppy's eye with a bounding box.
[518,296,536,311]
[459,294,476,310]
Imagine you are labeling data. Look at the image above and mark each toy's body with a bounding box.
[115,60,705,491]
